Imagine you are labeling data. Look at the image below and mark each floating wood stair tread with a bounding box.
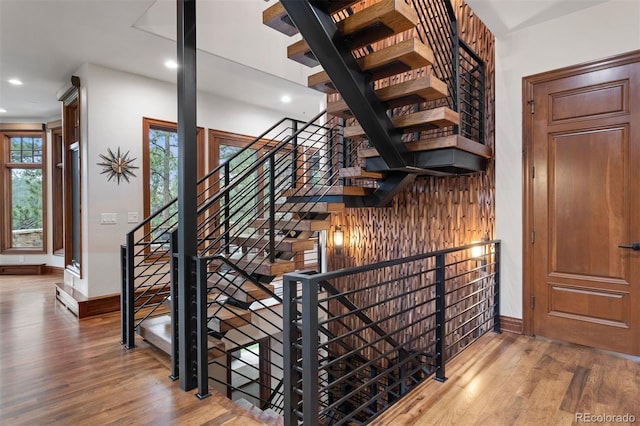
[344,107,459,139]
[327,75,448,118]
[287,0,418,67]
[138,315,226,359]
[308,38,434,93]
[251,217,331,232]
[208,272,251,290]
[283,185,374,197]
[336,0,418,41]
[263,1,362,37]
[277,202,345,214]
[207,336,226,359]
[263,2,298,37]
[231,234,315,253]
[209,280,275,303]
[359,135,493,159]
[288,39,320,67]
[220,253,296,277]
[339,167,385,180]
[208,304,252,334]
[138,315,172,354]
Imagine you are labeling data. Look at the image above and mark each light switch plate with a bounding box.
[101,213,117,224]
[127,212,139,223]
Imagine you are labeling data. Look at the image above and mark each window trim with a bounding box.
[142,118,205,255]
[0,130,48,254]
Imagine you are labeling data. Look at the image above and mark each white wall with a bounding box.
[66,63,322,297]
[495,0,640,318]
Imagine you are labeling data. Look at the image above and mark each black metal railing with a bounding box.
[411,0,485,144]
[121,113,367,352]
[122,108,372,413]
[190,112,371,405]
[283,240,500,425]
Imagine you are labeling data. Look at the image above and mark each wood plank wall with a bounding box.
[327,0,495,270]
[322,0,496,366]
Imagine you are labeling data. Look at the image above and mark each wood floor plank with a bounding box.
[0,274,267,426]
[373,333,640,425]
[2,274,639,425]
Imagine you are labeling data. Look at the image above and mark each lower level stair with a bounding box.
[138,315,225,359]
[214,253,296,277]
[209,276,276,304]
[235,398,284,426]
[208,304,253,334]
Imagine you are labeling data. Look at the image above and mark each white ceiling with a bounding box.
[0,0,613,121]
[464,0,610,36]
[0,0,323,121]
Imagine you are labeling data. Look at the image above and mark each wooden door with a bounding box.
[526,51,640,356]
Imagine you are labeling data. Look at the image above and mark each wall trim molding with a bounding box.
[45,265,64,275]
[500,316,524,334]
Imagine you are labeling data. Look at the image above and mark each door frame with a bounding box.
[522,50,640,336]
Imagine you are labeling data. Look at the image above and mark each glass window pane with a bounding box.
[32,137,42,149]
[148,128,179,232]
[11,168,43,248]
[149,129,178,238]
[8,136,43,164]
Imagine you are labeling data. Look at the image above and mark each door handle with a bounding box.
[619,242,640,251]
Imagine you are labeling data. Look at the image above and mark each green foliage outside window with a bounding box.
[148,129,178,232]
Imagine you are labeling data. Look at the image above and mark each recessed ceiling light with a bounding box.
[0,108,6,113]
[164,60,178,69]
[281,95,291,103]
[8,79,23,86]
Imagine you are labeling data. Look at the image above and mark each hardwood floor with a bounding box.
[0,274,266,425]
[1,274,638,425]
[374,331,640,425]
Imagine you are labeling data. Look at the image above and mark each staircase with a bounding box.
[265,0,491,185]
[121,0,490,422]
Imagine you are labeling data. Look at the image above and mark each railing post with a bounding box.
[224,162,230,255]
[195,257,211,399]
[493,242,501,333]
[169,230,179,380]
[291,120,298,187]
[434,253,447,382]
[302,277,320,425]
[176,0,198,392]
[335,118,346,186]
[283,274,300,426]
[120,244,128,346]
[269,154,276,263]
[478,61,486,145]
[124,234,135,349]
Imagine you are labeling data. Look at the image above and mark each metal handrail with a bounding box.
[283,240,501,424]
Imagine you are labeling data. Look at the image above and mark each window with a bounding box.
[142,118,204,247]
[50,126,64,255]
[1,131,47,253]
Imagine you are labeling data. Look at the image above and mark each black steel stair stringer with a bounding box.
[280,0,411,170]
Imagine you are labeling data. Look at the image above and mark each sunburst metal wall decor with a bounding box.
[97,147,138,184]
